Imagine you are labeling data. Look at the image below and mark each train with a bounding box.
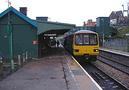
[63,30,99,61]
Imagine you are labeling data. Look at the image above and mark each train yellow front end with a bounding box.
[73,46,99,56]
[73,30,99,61]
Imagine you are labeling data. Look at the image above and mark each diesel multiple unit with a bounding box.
[64,30,99,61]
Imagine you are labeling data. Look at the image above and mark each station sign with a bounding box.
[44,34,56,36]
[32,40,38,45]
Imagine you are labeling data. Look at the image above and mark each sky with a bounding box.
[0,0,128,26]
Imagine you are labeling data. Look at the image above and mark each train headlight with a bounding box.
[74,49,79,52]
[94,49,99,52]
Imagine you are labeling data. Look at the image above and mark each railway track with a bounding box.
[79,61,128,90]
[93,49,129,89]
[98,55,129,75]
[99,49,129,69]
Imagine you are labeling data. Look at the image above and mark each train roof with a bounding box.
[64,30,97,38]
[75,30,97,34]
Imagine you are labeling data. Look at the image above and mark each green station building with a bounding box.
[0,7,75,59]
[0,7,38,59]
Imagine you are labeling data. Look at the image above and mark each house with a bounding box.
[109,11,126,25]
[84,19,96,27]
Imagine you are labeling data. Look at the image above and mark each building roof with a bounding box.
[84,19,96,27]
[109,11,123,19]
[37,20,75,27]
[85,22,96,27]
[0,6,37,28]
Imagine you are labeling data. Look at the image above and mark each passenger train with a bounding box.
[64,30,99,61]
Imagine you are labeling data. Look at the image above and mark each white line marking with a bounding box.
[65,56,80,90]
[71,56,103,90]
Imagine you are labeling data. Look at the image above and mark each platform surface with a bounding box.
[100,48,129,57]
[0,48,102,90]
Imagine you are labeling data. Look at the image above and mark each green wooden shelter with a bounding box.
[0,7,38,59]
[0,7,75,58]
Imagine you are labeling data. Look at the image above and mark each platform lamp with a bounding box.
[7,0,14,72]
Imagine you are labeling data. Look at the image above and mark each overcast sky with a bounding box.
[0,0,128,25]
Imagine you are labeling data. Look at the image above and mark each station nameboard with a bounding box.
[32,40,38,45]
[44,34,57,36]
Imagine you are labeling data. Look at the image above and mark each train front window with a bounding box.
[83,35,89,44]
[75,34,97,45]
[90,34,97,45]
[75,34,83,45]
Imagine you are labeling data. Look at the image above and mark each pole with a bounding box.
[103,32,105,45]
[10,24,14,72]
[7,0,14,72]
[122,4,124,16]
[102,18,105,45]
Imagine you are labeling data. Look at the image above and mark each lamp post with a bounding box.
[7,0,14,72]
[101,18,105,45]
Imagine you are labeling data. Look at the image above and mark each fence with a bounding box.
[103,38,129,52]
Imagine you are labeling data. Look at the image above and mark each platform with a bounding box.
[100,48,129,57]
[0,48,102,90]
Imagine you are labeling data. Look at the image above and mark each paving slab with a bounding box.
[0,54,78,90]
[65,53,102,90]
[0,48,102,90]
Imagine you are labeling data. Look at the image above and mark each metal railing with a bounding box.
[102,38,129,52]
